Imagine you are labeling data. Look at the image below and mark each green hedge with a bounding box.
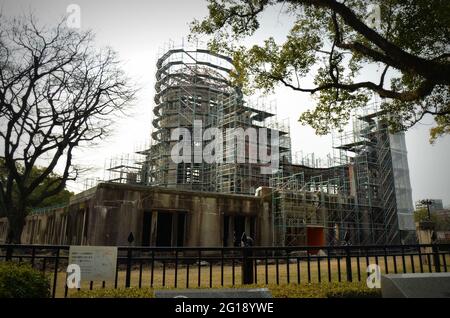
[0,262,51,298]
[73,282,381,298]
[268,282,381,298]
[75,287,154,298]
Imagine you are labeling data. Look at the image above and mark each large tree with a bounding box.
[0,159,74,218]
[191,0,450,141]
[0,16,136,243]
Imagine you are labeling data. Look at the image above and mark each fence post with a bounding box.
[432,244,441,273]
[5,245,13,261]
[52,248,60,298]
[241,247,254,285]
[31,247,36,268]
[125,248,132,288]
[345,246,353,282]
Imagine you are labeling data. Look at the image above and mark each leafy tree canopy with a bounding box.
[191,0,450,142]
[0,159,73,217]
[414,208,435,223]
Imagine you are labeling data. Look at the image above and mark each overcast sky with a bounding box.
[1,0,449,207]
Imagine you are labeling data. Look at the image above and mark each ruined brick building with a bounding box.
[0,46,416,247]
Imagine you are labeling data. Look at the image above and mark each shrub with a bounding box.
[268,282,381,298]
[72,282,381,298]
[75,287,154,298]
[324,283,382,298]
[0,262,51,298]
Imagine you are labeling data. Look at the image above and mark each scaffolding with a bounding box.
[95,43,415,247]
[270,102,416,247]
[105,153,143,184]
[140,44,233,191]
[270,161,361,247]
[139,43,291,194]
[215,95,291,194]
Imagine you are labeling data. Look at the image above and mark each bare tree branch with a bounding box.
[0,15,137,242]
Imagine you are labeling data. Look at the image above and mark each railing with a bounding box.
[0,244,449,298]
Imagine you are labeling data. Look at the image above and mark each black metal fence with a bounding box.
[1,244,449,298]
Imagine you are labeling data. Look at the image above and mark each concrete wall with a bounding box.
[0,218,7,244]
[0,183,273,247]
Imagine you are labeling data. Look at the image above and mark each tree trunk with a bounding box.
[6,208,26,244]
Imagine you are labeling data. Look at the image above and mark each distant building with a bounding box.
[415,199,444,212]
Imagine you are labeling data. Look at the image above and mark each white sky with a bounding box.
[1,0,449,207]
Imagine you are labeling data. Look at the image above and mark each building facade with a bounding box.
[0,183,272,247]
[0,47,416,247]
